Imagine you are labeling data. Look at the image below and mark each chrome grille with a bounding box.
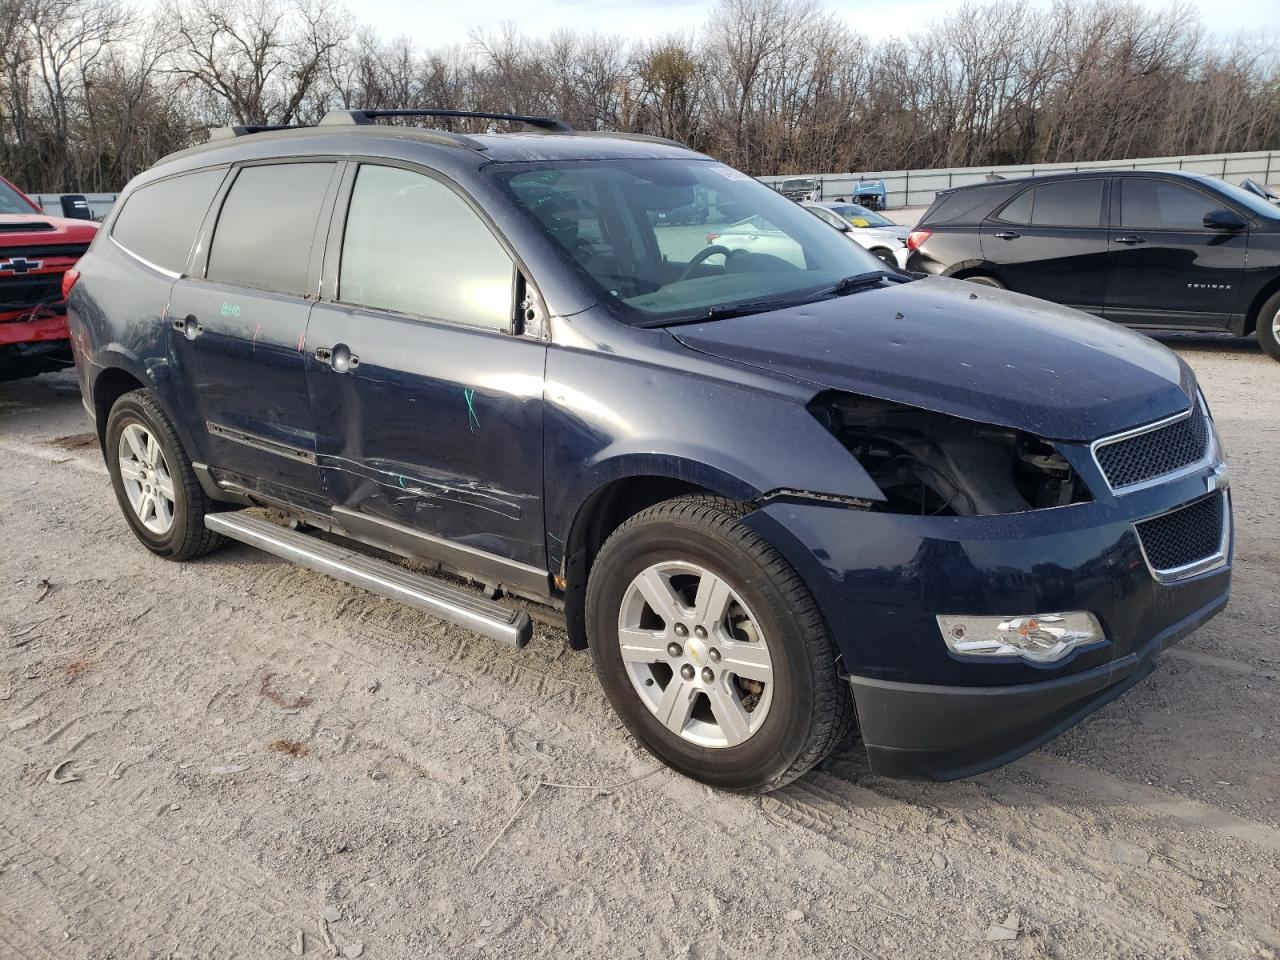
[1134,492,1226,578]
[1093,400,1210,491]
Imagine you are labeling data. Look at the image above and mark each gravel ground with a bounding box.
[1,333,1277,960]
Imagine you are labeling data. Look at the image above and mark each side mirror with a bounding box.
[1203,209,1247,231]
[833,220,851,232]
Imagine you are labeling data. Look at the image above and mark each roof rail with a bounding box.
[207,124,312,141]
[319,109,572,133]
[570,131,689,149]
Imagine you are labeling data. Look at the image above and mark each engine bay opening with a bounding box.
[808,391,1093,516]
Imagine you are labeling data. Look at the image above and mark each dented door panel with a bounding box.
[304,302,547,569]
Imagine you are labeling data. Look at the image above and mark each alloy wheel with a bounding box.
[617,560,774,748]
[118,422,176,535]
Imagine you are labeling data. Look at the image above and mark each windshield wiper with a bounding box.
[813,270,898,298]
[702,299,796,321]
[642,298,798,327]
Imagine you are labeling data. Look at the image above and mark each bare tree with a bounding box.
[1,0,1276,194]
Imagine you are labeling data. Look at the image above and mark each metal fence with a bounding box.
[758,150,1280,210]
[26,148,1280,220]
[30,192,118,221]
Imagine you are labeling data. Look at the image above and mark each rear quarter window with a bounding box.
[924,186,1009,225]
[111,169,226,273]
[205,163,336,296]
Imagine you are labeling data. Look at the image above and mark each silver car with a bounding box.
[802,201,910,268]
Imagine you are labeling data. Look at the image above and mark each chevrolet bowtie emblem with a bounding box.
[0,256,43,275]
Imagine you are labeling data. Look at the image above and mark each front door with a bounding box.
[1103,177,1248,329]
[169,160,339,504]
[980,177,1111,313]
[305,162,549,582]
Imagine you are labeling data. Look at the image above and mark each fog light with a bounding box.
[936,612,1104,663]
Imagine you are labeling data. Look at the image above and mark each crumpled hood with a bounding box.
[670,276,1196,442]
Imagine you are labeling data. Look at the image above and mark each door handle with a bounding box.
[1115,235,1145,245]
[315,343,359,373]
[992,231,1020,240]
[171,314,203,340]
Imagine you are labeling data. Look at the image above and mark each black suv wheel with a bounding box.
[105,389,225,560]
[1257,290,1280,362]
[586,496,854,792]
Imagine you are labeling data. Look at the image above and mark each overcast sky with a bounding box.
[362,0,1275,46]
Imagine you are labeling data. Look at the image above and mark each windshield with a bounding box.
[489,159,885,325]
[827,203,894,228]
[0,179,36,215]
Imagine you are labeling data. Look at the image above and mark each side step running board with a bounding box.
[206,512,533,648]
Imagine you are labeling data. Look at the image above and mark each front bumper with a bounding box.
[850,590,1225,779]
[0,309,70,347]
[744,457,1233,779]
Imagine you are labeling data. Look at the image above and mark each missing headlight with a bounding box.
[807,391,1092,516]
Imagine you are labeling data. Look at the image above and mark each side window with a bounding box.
[809,207,841,228]
[1029,180,1104,228]
[111,169,225,273]
[998,188,1032,225]
[206,163,335,296]
[339,165,514,331]
[1120,179,1216,230]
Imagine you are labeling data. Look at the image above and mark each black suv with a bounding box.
[67,111,1232,792]
[905,169,1280,361]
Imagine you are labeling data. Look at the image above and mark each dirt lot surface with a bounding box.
[2,335,1278,960]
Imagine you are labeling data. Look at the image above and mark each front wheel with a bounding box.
[586,497,854,792]
[962,273,1006,289]
[105,389,225,561]
[1256,290,1280,362]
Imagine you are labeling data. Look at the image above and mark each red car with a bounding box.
[0,174,98,380]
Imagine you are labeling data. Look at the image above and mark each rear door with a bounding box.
[1103,177,1247,329]
[167,160,339,504]
[979,177,1110,312]
[304,162,549,581]
[93,166,228,422]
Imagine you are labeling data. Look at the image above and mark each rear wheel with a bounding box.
[1256,290,1280,362]
[870,247,896,265]
[105,389,224,560]
[586,496,854,793]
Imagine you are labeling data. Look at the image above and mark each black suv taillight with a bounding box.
[905,228,932,252]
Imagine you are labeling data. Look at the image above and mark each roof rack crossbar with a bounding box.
[208,124,313,141]
[320,109,572,133]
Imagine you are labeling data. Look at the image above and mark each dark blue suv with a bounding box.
[67,110,1232,792]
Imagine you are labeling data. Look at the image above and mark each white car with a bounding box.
[704,214,806,267]
[801,201,911,268]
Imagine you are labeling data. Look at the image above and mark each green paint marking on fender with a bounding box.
[218,302,242,318]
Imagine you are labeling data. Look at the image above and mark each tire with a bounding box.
[962,273,1006,289]
[105,388,225,561]
[1256,290,1280,362]
[870,247,895,265]
[586,496,854,793]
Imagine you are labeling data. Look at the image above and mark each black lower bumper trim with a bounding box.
[850,591,1229,780]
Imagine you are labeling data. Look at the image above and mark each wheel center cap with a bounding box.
[685,636,708,665]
